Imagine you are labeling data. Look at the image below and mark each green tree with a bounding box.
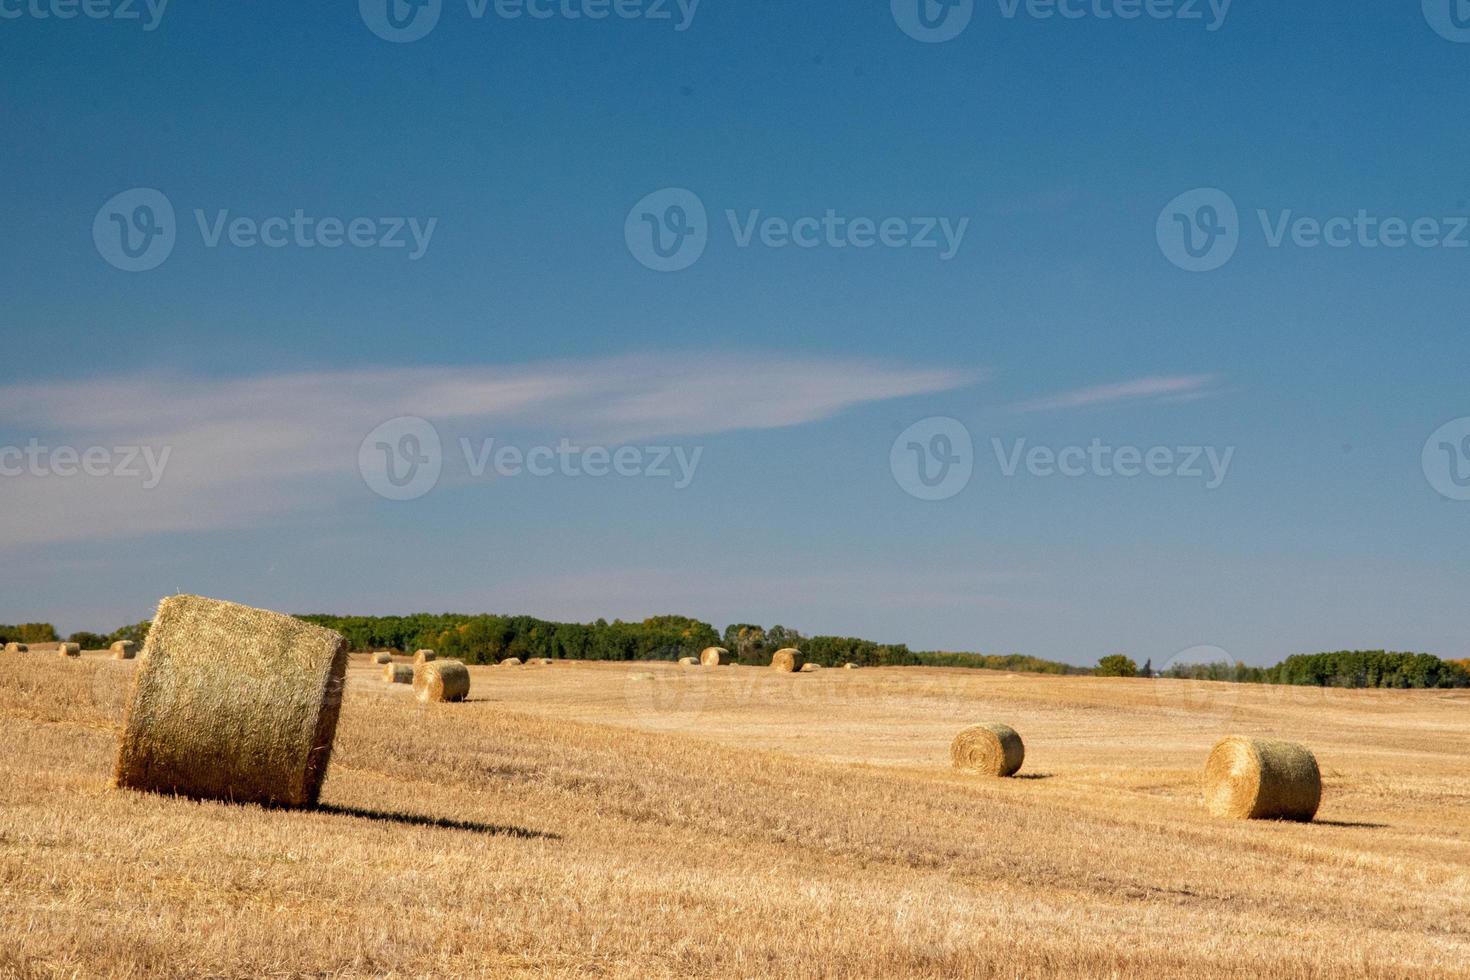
[1096,654,1138,677]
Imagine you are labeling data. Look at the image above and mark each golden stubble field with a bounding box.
[2,651,1468,978]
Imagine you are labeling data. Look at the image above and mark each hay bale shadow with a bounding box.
[315,803,560,839]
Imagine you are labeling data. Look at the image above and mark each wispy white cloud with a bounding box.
[0,353,973,550]
[1005,374,1219,415]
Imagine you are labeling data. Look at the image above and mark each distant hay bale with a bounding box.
[1204,736,1321,821]
[500,657,523,667]
[111,640,137,660]
[113,594,348,808]
[414,660,470,703]
[372,651,393,665]
[678,656,698,666]
[800,662,823,672]
[4,642,28,653]
[843,662,859,669]
[770,648,805,673]
[528,658,554,665]
[58,643,81,658]
[700,646,730,666]
[413,649,436,666]
[384,663,414,684]
[951,723,1025,777]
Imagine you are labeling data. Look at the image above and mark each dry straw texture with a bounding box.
[372,651,393,665]
[500,658,523,667]
[4,642,28,653]
[414,660,470,703]
[384,663,414,685]
[111,640,136,660]
[413,649,436,666]
[113,594,349,808]
[951,723,1026,777]
[770,648,805,673]
[700,647,730,666]
[58,643,81,658]
[1204,736,1321,821]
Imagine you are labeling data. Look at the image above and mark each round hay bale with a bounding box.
[372,651,393,665]
[111,640,137,660]
[699,646,730,666]
[800,662,823,672]
[413,649,436,666]
[1204,736,1321,821]
[4,642,29,653]
[678,656,698,666]
[500,657,523,667]
[384,663,414,684]
[770,648,805,673]
[951,723,1025,777]
[58,642,81,658]
[843,662,859,669]
[528,657,554,665]
[414,660,469,703]
[113,594,349,808]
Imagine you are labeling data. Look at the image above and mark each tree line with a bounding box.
[1094,651,1469,688]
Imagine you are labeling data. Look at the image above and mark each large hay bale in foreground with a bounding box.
[113,595,348,808]
[58,643,81,658]
[414,660,470,703]
[4,642,28,653]
[770,648,805,673]
[384,663,414,684]
[413,649,436,666]
[372,651,393,665]
[1204,736,1321,821]
[111,640,137,660]
[951,723,1025,777]
[700,646,730,666]
[500,657,523,667]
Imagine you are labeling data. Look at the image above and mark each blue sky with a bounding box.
[2,0,1468,667]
